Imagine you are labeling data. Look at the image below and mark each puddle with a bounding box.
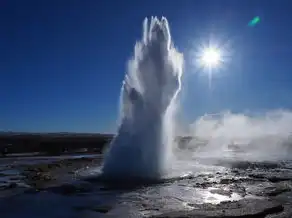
[1,169,20,176]
[203,190,242,204]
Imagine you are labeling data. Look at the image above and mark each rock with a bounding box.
[264,185,291,197]
[152,199,284,218]
[229,184,246,197]
[24,188,40,194]
[194,181,216,189]
[220,178,235,184]
[249,172,292,183]
[73,205,112,214]
[48,183,92,195]
[232,169,240,174]
[268,177,291,183]
[231,161,280,170]
[266,203,292,218]
[220,179,230,184]
[7,183,17,189]
[91,205,112,213]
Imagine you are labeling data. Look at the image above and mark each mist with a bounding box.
[179,109,292,162]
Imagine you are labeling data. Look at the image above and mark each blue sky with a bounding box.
[1,0,292,133]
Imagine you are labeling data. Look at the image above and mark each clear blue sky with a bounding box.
[1,0,292,133]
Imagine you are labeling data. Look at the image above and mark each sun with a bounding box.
[193,39,230,72]
[192,40,231,89]
[191,37,232,88]
[201,47,221,68]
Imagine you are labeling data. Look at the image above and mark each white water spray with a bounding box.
[101,17,184,180]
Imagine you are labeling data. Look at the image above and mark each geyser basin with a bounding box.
[101,17,183,180]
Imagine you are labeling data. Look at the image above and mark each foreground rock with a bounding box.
[21,157,102,189]
[152,199,284,218]
[1,155,292,217]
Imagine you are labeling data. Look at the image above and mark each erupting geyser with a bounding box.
[101,17,184,180]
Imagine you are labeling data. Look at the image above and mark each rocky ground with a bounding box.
[0,156,291,217]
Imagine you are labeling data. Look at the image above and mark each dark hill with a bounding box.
[0,132,114,156]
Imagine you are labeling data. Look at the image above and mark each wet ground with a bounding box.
[0,153,291,218]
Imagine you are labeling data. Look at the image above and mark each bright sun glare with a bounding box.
[192,39,231,88]
[201,47,221,68]
[193,42,229,89]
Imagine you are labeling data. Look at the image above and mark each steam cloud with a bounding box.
[186,110,292,161]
